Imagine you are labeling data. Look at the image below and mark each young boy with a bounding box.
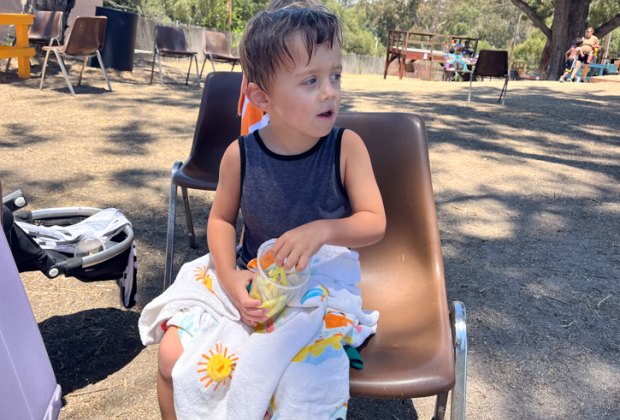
[559,38,582,82]
[155,6,385,419]
[237,0,322,134]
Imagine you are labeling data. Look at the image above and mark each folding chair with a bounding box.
[199,30,240,78]
[0,215,62,420]
[150,25,200,85]
[336,112,467,419]
[39,16,112,96]
[468,50,509,105]
[164,71,242,288]
[5,10,63,72]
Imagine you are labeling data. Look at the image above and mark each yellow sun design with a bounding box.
[197,343,238,391]
[194,266,216,295]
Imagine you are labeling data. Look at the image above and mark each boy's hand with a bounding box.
[221,270,267,326]
[272,222,325,272]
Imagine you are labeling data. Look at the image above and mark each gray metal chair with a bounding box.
[199,30,240,78]
[150,25,200,85]
[468,50,509,105]
[39,16,112,96]
[164,71,242,288]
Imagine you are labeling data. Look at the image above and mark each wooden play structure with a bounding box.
[384,30,479,81]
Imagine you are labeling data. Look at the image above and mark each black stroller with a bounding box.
[2,189,137,308]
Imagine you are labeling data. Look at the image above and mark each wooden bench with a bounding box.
[0,13,35,79]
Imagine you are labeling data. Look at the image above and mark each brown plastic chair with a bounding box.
[39,16,112,96]
[5,11,64,72]
[468,50,508,105]
[199,30,240,78]
[164,71,242,287]
[150,25,199,85]
[335,112,467,419]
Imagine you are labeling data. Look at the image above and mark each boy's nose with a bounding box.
[321,81,338,100]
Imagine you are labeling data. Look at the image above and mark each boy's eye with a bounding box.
[331,73,342,82]
[303,76,317,85]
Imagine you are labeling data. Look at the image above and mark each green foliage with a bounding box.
[511,28,546,67]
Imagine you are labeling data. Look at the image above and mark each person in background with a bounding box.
[559,38,583,82]
[570,26,600,82]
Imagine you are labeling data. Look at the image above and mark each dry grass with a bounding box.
[1,55,619,419]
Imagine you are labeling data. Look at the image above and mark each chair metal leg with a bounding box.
[96,50,113,92]
[498,76,508,105]
[210,54,216,73]
[164,161,183,290]
[450,301,468,420]
[149,49,157,84]
[157,51,164,84]
[77,56,87,86]
[185,56,192,85]
[181,186,196,248]
[53,50,76,96]
[199,55,208,79]
[433,391,449,420]
[39,49,52,90]
[467,77,473,102]
[193,55,200,85]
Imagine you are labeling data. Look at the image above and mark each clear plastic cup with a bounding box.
[249,239,311,320]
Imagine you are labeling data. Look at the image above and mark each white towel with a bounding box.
[138,245,378,419]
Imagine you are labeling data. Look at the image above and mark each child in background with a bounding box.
[570,26,600,82]
[237,0,321,134]
[155,6,386,419]
[559,38,583,82]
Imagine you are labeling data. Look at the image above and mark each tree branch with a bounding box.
[595,13,620,39]
[508,0,551,39]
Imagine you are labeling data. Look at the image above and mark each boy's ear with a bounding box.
[246,82,271,112]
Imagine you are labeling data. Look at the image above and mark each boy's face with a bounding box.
[261,33,342,140]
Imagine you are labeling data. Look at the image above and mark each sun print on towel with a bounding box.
[194,266,216,295]
[197,343,238,391]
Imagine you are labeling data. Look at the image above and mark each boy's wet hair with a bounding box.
[266,0,321,11]
[240,6,342,92]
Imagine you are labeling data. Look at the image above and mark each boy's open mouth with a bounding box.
[318,110,333,117]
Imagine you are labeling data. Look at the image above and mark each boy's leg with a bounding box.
[570,60,582,80]
[158,326,184,420]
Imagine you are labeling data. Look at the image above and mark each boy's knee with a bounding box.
[158,327,183,381]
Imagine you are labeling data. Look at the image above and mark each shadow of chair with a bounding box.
[5,10,64,73]
[336,112,467,419]
[150,25,199,85]
[39,16,112,96]
[164,71,242,288]
[199,30,240,78]
[0,209,62,419]
[468,50,509,105]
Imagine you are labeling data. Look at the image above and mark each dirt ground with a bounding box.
[1,56,619,419]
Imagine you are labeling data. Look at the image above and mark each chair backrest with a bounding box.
[183,71,242,187]
[335,112,455,398]
[203,30,233,56]
[28,11,63,42]
[0,227,62,419]
[155,25,189,53]
[63,16,107,56]
[474,50,508,78]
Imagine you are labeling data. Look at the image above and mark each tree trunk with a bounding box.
[545,0,590,80]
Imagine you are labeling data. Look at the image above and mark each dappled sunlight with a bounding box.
[444,197,518,240]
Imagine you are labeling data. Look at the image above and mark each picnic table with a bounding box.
[384,30,480,81]
[0,13,35,79]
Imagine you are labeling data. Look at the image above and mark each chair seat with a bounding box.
[209,53,240,62]
[172,162,219,190]
[159,48,196,56]
[351,337,455,398]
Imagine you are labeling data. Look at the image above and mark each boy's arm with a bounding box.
[207,141,267,325]
[271,129,386,271]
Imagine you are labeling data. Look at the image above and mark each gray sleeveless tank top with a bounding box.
[238,127,352,266]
